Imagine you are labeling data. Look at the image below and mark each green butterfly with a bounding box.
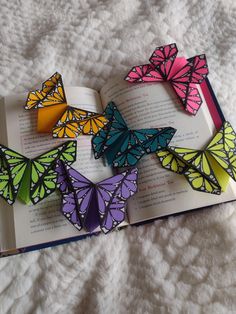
[157,121,236,194]
[0,141,77,205]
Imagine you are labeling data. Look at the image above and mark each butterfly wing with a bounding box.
[25,89,47,110]
[96,168,138,233]
[156,149,188,174]
[183,150,221,194]
[172,83,202,115]
[60,191,82,230]
[41,72,62,93]
[186,55,209,84]
[52,106,108,138]
[112,127,176,167]
[170,55,208,115]
[184,166,221,194]
[206,121,236,181]
[55,161,95,231]
[125,64,163,83]
[0,145,29,204]
[25,72,67,110]
[92,102,128,160]
[149,43,178,79]
[30,141,77,204]
[157,146,221,194]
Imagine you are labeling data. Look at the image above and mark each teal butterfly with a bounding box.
[0,141,77,205]
[92,102,176,167]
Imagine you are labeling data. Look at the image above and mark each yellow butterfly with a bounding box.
[25,72,108,137]
[156,121,236,194]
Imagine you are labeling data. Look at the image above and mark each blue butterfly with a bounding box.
[92,102,176,167]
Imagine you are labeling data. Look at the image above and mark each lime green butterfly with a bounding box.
[0,141,77,205]
[156,121,236,194]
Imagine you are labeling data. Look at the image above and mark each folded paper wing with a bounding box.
[25,72,108,136]
[156,121,236,194]
[125,43,209,115]
[52,106,108,138]
[92,102,176,167]
[0,141,77,205]
[55,160,138,234]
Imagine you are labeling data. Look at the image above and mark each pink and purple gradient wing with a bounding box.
[125,64,163,83]
[149,43,178,79]
[96,168,138,233]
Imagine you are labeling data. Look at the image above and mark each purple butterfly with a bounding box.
[55,160,138,234]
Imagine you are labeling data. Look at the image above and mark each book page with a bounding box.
[100,78,236,224]
[4,87,114,249]
[0,99,16,251]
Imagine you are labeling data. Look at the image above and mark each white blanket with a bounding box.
[1,0,236,313]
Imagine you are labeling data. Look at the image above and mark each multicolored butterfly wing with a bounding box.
[149,43,178,79]
[207,121,236,181]
[92,102,128,159]
[52,106,108,138]
[96,168,138,233]
[25,72,67,110]
[30,141,77,204]
[0,145,29,204]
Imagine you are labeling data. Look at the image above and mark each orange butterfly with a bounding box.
[25,72,108,137]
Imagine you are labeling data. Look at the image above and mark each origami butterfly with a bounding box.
[125,43,209,115]
[92,102,176,167]
[55,160,138,233]
[24,72,108,137]
[0,141,77,205]
[156,121,236,194]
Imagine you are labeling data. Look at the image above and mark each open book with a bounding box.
[1,77,236,256]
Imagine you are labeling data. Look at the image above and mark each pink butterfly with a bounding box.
[125,43,209,115]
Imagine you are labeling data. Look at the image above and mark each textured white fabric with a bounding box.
[1,0,236,313]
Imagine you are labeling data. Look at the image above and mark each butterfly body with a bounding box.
[25,72,108,137]
[125,43,209,115]
[157,121,236,194]
[92,102,176,167]
[55,160,139,233]
[0,141,77,205]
